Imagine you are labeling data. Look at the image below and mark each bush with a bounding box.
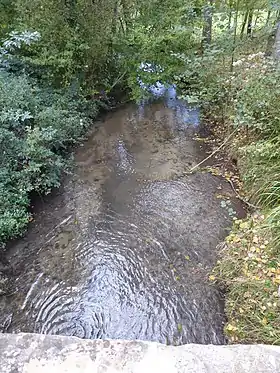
[0,32,99,246]
[212,215,280,344]
[177,35,280,215]
[233,56,280,136]
[234,59,280,252]
[185,34,280,344]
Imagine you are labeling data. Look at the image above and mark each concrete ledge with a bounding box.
[1,333,280,373]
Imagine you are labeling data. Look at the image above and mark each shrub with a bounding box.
[0,32,98,246]
[191,35,280,344]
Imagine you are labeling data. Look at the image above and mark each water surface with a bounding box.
[1,89,244,344]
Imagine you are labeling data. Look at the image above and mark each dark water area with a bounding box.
[0,86,245,345]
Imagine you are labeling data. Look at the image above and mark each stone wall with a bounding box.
[1,333,280,372]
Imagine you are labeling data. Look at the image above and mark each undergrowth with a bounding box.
[178,33,280,344]
[0,31,99,247]
[212,215,280,344]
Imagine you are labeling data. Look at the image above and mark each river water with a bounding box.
[0,87,244,344]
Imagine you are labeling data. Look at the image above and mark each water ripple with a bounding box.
[2,96,243,345]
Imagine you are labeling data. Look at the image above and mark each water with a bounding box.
[0,88,244,344]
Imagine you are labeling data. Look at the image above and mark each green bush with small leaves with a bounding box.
[0,32,98,246]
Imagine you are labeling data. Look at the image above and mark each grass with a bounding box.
[210,122,280,345]
[209,123,280,344]
[211,214,280,344]
[189,28,280,345]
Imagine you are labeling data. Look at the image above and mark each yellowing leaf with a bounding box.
[226,324,237,332]
[262,317,268,325]
[215,194,224,199]
[232,236,241,243]
[240,222,249,229]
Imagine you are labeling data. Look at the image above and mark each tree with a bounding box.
[240,10,249,38]
[247,8,254,36]
[273,17,280,59]
[0,0,16,37]
[228,0,234,29]
[202,0,214,49]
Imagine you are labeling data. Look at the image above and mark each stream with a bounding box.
[0,86,244,345]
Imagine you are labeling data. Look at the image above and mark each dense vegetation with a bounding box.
[0,30,99,245]
[1,0,280,343]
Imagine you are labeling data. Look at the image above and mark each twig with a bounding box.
[227,178,259,210]
[107,70,127,93]
[190,128,238,172]
[188,127,258,210]
[189,127,258,209]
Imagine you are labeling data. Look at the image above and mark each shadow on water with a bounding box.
[0,84,245,345]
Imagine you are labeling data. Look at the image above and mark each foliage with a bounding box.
[211,215,280,344]
[174,4,280,344]
[233,55,280,136]
[174,43,231,105]
[0,32,98,246]
[0,0,279,345]
[0,0,16,37]
[13,0,126,91]
[114,1,199,99]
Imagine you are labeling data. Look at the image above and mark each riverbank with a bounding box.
[0,94,244,343]
[0,80,128,252]
[0,29,132,252]
[191,49,280,344]
[196,117,280,344]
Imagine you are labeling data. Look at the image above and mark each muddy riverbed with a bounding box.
[0,88,244,344]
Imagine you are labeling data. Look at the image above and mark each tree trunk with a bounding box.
[240,11,249,38]
[121,0,132,31]
[64,0,77,27]
[112,0,119,35]
[274,21,280,60]
[254,10,259,30]
[247,9,253,36]
[230,0,240,72]
[201,0,214,50]
[228,0,233,30]
[266,13,280,56]
[266,10,271,26]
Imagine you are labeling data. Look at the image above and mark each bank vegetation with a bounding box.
[1,0,279,343]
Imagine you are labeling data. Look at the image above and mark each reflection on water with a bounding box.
[1,90,244,345]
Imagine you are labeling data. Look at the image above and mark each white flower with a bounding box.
[233,60,243,67]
